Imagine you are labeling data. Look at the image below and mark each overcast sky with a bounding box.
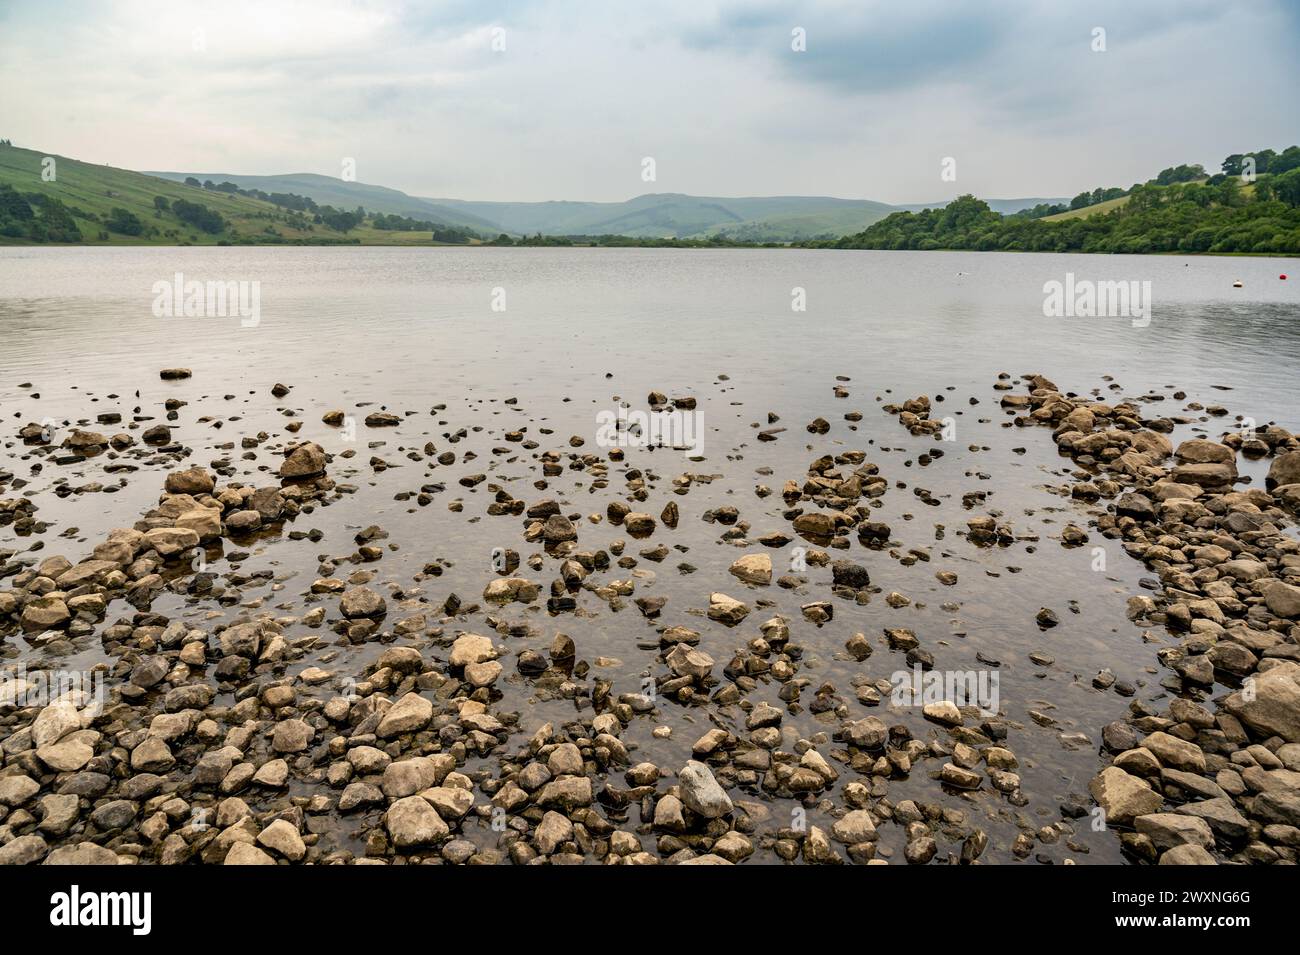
[3,0,1297,203]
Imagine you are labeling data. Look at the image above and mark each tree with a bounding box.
[184,177,201,187]
[153,196,170,211]
[106,207,144,235]
[1270,168,1300,208]
[172,198,225,233]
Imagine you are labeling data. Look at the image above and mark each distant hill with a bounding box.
[144,169,1067,240]
[426,193,903,240]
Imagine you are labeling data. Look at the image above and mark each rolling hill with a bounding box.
[0,145,468,246]
[145,169,1068,240]
[144,170,500,232]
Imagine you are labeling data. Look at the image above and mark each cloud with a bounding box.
[1,0,1296,202]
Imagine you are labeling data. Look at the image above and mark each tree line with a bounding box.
[815,146,1300,255]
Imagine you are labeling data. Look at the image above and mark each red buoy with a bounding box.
[1282,274,1289,280]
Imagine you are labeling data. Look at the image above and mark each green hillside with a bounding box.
[0,145,475,246]
[144,170,499,232]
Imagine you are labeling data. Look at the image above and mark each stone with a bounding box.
[1159,844,1217,865]
[224,843,276,865]
[280,442,326,479]
[38,793,80,835]
[1175,797,1249,841]
[21,596,70,632]
[36,740,94,772]
[165,467,215,495]
[272,719,314,753]
[420,786,474,820]
[1175,439,1234,465]
[90,800,137,830]
[678,760,733,818]
[257,819,306,861]
[728,554,772,586]
[831,810,878,844]
[218,622,262,658]
[143,526,200,557]
[843,717,888,749]
[464,660,502,687]
[923,700,963,727]
[666,644,714,680]
[338,782,385,811]
[1135,813,1214,851]
[0,834,48,865]
[1267,450,1300,488]
[707,592,750,625]
[1263,581,1300,619]
[535,776,593,811]
[1224,662,1300,743]
[31,700,84,748]
[0,775,39,806]
[377,693,433,738]
[449,633,496,667]
[1170,462,1236,489]
[1141,732,1206,773]
[44,843,121,865]
[253,759,289,787]
[1089,766,1163,826]
[383,756,452,798]
[535,811,573,854]
[340,586,386,619]
[386,795,449,848]
[131,736,175,772]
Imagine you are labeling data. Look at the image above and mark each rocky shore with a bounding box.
[0,368,1296,865]
[1002,374,1300,865]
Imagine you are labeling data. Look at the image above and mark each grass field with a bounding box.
[1041,195,1131,221]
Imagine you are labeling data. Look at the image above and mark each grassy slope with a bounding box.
[1041,195,1131,221]
[0,146,465,246]
[1040,179,1234,222]
[145,170,500,232]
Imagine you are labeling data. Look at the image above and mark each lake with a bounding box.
[1,247,1298,864]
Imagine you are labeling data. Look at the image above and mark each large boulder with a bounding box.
[1223,662,1300,742]
[340,586,386,619]
[1170,462,1236,489]
[1267,451,1300,489]
[1088,766,1163,825]
[386,796,448,848]
[1263,580,1300,619]
[728,554,772,586]
[1174,439,1234,465]
[280,442,326,480]
[376,693,433,738]
[164,467,215,495]
[677,760,733,818]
